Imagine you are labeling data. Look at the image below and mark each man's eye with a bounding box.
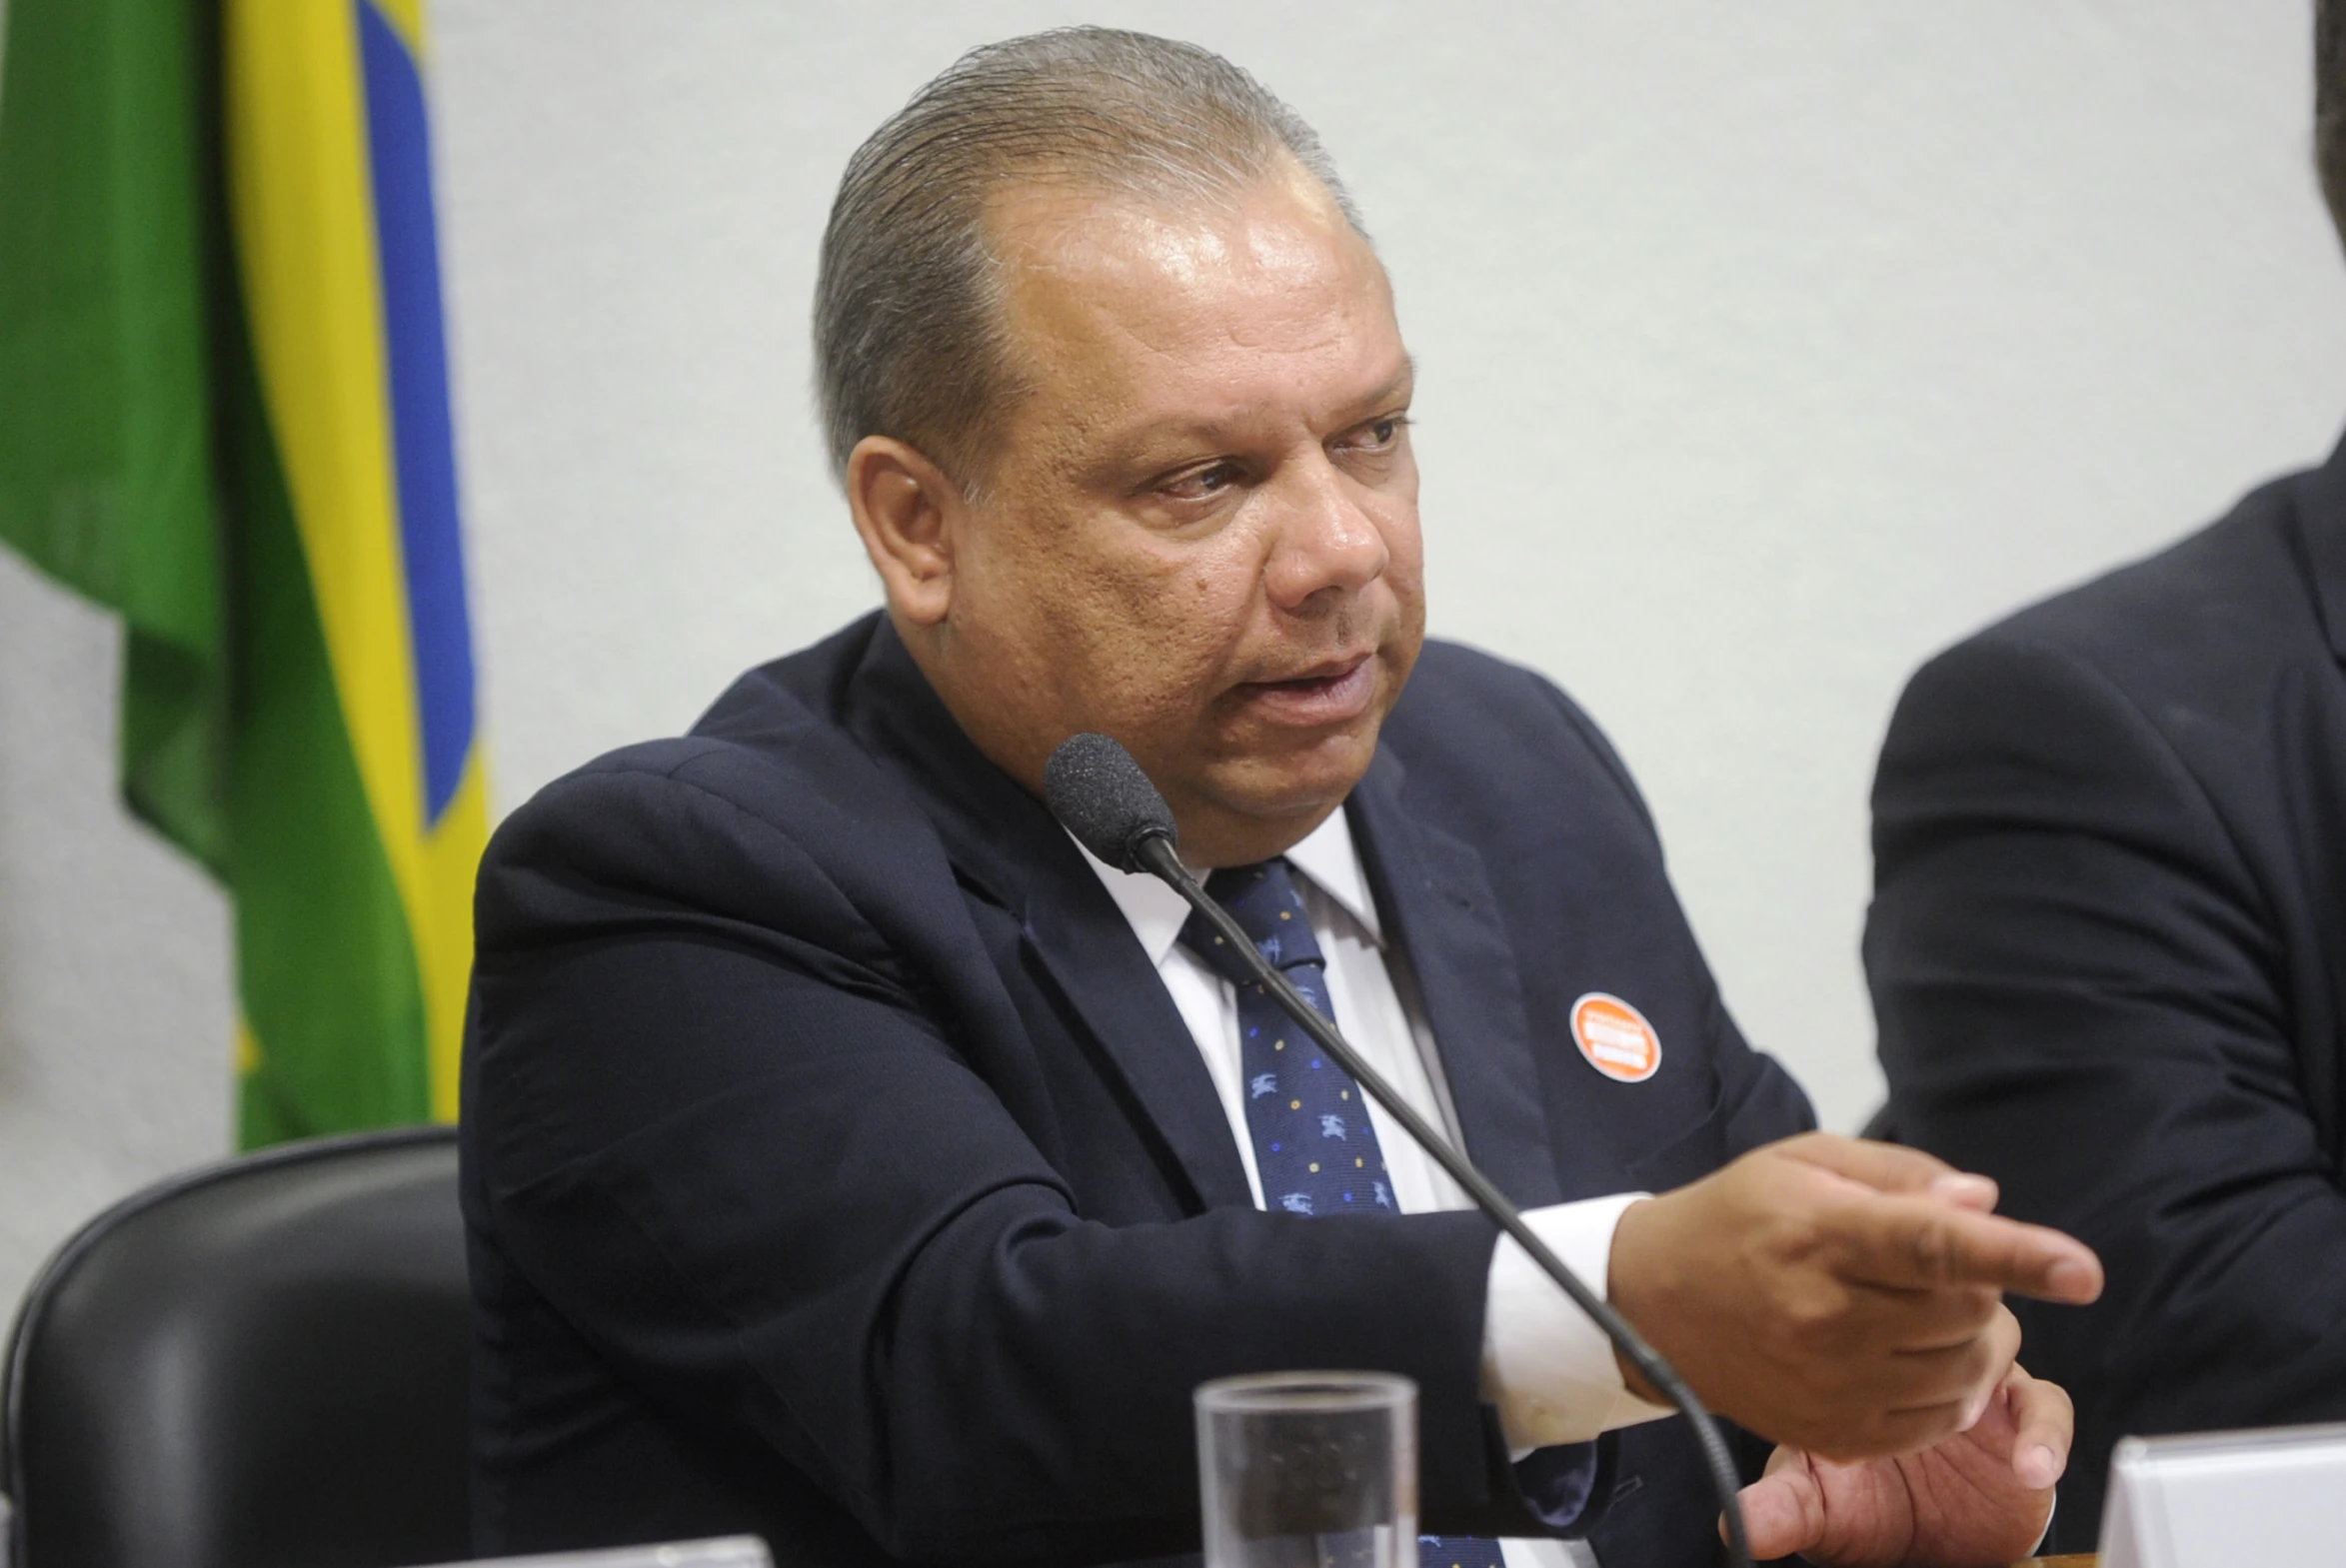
[1165,461,1241,499]
[1343,417,1405,452]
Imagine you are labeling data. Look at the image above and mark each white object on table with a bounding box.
[407,1536,773,1568]
[2099,1421,2346,1568]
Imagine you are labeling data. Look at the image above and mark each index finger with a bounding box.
[1828,1192,2105,1302]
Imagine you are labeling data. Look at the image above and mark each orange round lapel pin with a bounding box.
[1570,992,1660,1082]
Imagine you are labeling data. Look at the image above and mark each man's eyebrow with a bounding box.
[1358,356,1418,412]
[1320,357,1417,427]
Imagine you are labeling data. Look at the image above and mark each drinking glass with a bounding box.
[1195,1371,1417,1568]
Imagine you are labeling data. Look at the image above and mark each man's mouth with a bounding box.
[1232,654,1380,727]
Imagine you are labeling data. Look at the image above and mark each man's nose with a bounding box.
[1263,455,1389,611]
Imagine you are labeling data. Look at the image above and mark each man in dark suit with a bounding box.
[1866,6,2346,1552]
[466,28,2097,1568]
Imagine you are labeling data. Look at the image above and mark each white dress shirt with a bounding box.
[1079,808,1671,1565]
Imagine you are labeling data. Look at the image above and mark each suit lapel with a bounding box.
[840,626,1254,1212]
[1346,750,1565,1209]
[1009,854,1258,1211]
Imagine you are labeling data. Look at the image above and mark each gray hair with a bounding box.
[2323,0,2346,251]
[813,28,1362,489]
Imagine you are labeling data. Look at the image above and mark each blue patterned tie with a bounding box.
[1181,859,1506,1568]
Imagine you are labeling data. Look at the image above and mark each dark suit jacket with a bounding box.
[1867,431,2346,1552]
[463,614,1809,1567]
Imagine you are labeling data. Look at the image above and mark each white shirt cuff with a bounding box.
[1480,1193,1677,1450]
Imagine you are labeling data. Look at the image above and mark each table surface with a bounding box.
[2015,1556,2095,1567]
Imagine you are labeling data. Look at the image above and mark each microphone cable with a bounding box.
[1045,732,1752,1568]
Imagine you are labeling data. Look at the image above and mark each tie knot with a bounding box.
[1178,858,1324,985]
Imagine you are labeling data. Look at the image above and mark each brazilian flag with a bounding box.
[0,0,488,1145]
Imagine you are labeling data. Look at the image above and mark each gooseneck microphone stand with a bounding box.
[1044,734,1751,1568]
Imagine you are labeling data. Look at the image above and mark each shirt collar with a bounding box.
[1076,806,1384,968]
[1284,807,1383,942]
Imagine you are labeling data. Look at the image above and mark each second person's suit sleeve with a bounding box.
[1867,633,2346,1543]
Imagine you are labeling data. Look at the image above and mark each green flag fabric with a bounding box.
[0,0,229,868]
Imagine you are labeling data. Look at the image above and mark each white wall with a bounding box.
[5,0,2344,1313]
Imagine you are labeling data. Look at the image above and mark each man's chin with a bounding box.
[1195,733,1381,826]
[1161,743,1380,866]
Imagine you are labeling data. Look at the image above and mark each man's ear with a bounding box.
[846,436,966,627]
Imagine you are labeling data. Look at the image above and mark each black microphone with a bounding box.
[1044,733,1752,1568]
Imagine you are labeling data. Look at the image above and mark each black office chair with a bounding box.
[1,1125,472,1568]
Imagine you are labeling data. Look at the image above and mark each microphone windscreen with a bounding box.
[1044,734,1178,871]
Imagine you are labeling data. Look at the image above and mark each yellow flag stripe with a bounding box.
[225,0,479,1118]
[226,0,424,896]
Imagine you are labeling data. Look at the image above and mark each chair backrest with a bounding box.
[2,1126,471,1568]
